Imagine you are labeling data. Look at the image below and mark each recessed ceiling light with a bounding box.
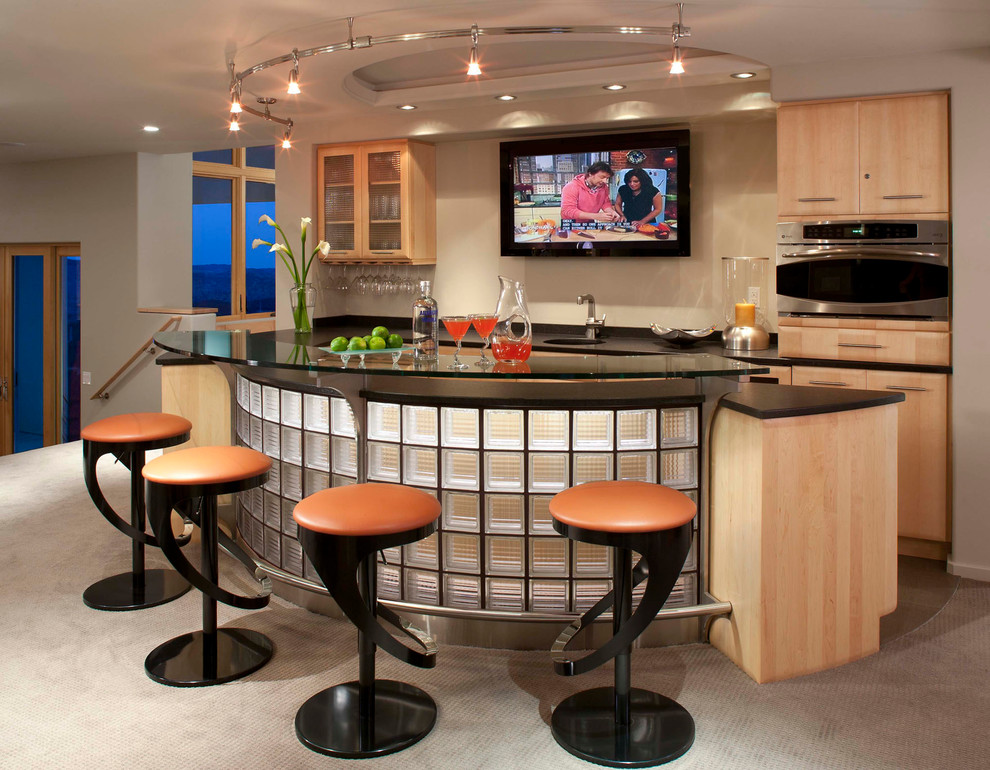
[142,125,160,132]
[398,104,417,110]
[730,72,756,79]
[603,84,626,91]
[495,94,516,101]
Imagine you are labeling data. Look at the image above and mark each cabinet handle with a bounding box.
[885,385,929,392]
[882,194,924,200]
[326,250,349,253]
[797,197,836,202]
[838,342,884,349]
[809,380,849,387]
[370,251,396,255]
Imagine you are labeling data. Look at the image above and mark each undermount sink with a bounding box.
[542,337,607,346]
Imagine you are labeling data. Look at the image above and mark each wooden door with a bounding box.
[317,145,363,261]
[859,93,949,215]
[777,101,859,217]
[865,370,949,542]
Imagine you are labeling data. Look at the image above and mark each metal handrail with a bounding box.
[90,316,181,400]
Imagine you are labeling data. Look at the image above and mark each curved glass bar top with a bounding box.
[155,330,770,380]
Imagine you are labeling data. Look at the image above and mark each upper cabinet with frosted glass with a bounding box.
[317,140,436,264]
[777,92,949,217]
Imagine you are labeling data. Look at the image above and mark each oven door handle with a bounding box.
[779,247,945,259]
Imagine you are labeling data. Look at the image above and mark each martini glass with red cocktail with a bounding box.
[470,313,498,367]
[441,315,472,370]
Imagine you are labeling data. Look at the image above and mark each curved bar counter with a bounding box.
[156,330,766,649]
[155,330,902,676]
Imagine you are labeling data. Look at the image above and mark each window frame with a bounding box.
[193,147,276,321]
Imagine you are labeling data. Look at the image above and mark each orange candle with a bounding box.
[734,302,756,327]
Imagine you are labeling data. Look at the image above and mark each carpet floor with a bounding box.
[1,442,987,769]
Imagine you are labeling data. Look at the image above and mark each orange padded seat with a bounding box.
[81,412,192,444]
[294,483,441,537]
[549,480,696,533]
[142,446,271,486]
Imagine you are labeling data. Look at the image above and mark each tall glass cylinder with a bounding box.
[721,257,770,350]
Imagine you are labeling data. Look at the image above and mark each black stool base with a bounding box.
[295,680,437,759]
[144,628,273,687]
[551,687,695,768]
[83,569,190,611]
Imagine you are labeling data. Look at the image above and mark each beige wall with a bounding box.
[771,46,990,581]
[0,152,194,426]
[282,112,778,331]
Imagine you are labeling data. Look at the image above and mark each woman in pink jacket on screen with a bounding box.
[559,161,621,223]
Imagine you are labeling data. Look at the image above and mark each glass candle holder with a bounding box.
[721,257,770,350]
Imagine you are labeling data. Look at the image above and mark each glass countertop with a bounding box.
[155,330,770,380]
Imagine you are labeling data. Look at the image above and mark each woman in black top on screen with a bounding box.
[614,168,664,227]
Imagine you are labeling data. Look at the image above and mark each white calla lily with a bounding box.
[269,243,290,254]
[317,241,331,256]
[251,238,270,249]
[258,214,276,226]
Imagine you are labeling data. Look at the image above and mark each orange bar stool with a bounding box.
[292,483,442,759]
[142,446,274,687]
[547,480,697,768]
[81,412,194,611]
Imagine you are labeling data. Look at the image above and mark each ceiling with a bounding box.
[1,0,988,163]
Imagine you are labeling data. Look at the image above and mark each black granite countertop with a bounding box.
[158,316,950,374]
[720,383,905,420]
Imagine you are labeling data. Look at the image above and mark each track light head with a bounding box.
[467,24,482,77]
[287,50,301,94]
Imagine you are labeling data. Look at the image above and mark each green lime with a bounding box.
[387,333,404,349]
[368,336,387,351]
[362,334,373,346]
[348,337,367,351]
[372,325,389,339]
[328,336,348,352]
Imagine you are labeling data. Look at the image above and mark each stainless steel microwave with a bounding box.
[776,220,949,320]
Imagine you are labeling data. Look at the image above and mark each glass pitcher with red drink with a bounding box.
[491,275,532,363]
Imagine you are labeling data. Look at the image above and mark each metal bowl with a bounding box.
[649,323,718,347]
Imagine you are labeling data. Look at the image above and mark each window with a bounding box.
[192,147,276,320]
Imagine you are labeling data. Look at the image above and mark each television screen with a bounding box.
[500,129,690,258]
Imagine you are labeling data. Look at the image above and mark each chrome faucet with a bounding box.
[577,294,606,339]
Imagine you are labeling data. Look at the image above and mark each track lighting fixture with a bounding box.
[226,12,699,146]
[669,3,690,75]
[467,24,482,77]
[287,50,301,94]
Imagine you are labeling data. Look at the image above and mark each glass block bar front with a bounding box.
[234,374,701,617]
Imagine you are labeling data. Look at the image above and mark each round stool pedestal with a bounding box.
[295,680,437,759]
[83,568,190,612]
[145,628,274,688]
[552,686,695,768]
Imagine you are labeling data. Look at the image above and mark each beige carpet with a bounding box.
[1,442,987,769]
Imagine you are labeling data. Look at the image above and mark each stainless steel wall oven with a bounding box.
[776,220,949,320]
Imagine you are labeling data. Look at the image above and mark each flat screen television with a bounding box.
[499,129,690,258]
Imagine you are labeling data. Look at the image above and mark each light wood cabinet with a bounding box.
[791,365,868,389]
[778,316,951,367]
[316,140,436,264]
[864,370,949,544]
[777,92,949,217]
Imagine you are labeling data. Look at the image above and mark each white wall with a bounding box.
[0,152,194,426]
[137,153,192,307]
[773,46,990,581]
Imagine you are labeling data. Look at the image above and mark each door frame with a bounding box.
[1,243,79,454]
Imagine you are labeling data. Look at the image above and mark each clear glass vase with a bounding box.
[491,275,532,363]
[289,282,316,334]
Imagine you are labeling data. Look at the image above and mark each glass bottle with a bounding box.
[491,275,532,363]
[412,280,439,360]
